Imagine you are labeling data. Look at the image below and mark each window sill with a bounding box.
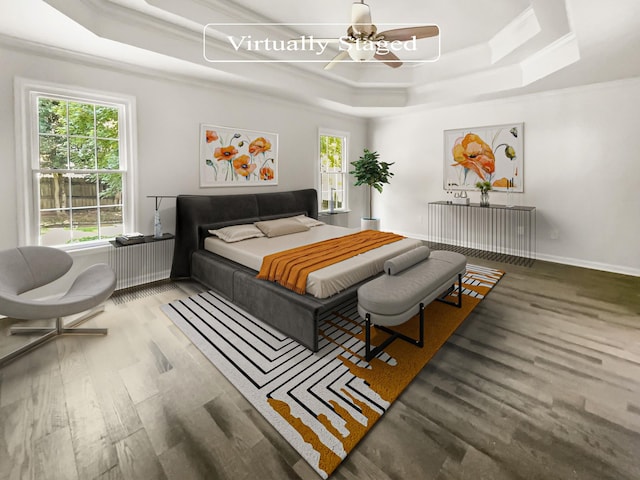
[57,240,113,256]
[319,209,351,215]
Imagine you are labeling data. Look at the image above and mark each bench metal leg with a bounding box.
[365,303,425,362]
[436,273,463,308]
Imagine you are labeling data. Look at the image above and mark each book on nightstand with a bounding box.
[115,232,145,245]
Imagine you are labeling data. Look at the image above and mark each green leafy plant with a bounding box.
[349,149,394,219]
[475,181,492,194]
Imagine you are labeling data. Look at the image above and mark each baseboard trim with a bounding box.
[534,253,640,278]
[395,230,640,278]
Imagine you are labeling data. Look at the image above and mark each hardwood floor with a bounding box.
[1,259,639,480]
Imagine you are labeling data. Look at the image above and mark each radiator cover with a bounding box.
[108,237,175,290]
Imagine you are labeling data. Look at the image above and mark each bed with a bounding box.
[170,189,422,351]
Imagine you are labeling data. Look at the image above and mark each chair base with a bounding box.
[0,305,108,367]
[9,326,109,335]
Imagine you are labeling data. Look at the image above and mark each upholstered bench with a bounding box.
[357,246,467,361]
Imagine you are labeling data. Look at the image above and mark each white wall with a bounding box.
[369,78,640,276]
[0,44,367,292]
[2,43,638,282]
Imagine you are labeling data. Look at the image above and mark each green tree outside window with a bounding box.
[37,97,123,245]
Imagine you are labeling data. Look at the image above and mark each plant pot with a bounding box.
[480,192,490,207]
[361,218,380,231]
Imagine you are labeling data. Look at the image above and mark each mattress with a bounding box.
[204,224,423,298]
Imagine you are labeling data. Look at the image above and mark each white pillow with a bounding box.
[209,224,265,243]
[254,217,310,237]
[293,214,325,228]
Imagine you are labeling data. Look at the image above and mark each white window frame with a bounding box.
[318,128,350,213]
[15,78,137,250]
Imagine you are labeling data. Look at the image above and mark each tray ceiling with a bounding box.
[1,0,639,116]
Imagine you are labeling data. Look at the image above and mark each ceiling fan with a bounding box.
[323,1,439,70]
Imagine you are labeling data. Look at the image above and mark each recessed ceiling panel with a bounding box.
[226,0,531,53]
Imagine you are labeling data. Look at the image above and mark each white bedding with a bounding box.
[204,224,423,298]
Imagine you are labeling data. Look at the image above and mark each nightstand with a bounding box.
[319,211,349,227]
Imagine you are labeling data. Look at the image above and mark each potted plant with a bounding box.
[350,149,394,230]
[475,180,492,207]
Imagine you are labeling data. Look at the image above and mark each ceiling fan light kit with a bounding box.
[347,41,377,62]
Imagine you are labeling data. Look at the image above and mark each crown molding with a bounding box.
[0,34,377,120]
[42,0,412,106]
[7,0,634,114]
[489,6,541,64]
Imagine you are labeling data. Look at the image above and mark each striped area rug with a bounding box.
[161,264,503,478]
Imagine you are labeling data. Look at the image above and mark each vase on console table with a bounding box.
[154,209,163,238]
[475,180,492,207]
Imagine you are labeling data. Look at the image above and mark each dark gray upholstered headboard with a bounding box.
[170,189,319,278]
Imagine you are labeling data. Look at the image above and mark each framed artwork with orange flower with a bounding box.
[200,124,278,187]
[443,123,524,192]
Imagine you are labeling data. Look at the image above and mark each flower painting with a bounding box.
[443,123,523,192]
[200,125,278,187]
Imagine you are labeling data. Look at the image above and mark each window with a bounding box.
[318,130,349,212]
[16,79,136,248]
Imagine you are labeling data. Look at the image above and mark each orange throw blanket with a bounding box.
[256,230,404,295]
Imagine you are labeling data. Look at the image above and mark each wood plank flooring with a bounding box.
[1,259,639,479]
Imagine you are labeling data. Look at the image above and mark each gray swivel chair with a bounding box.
[0,246,116,366]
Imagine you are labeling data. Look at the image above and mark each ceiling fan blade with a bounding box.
[374,51,403,68]
[324,50,350,70]
[377,25,439,42]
